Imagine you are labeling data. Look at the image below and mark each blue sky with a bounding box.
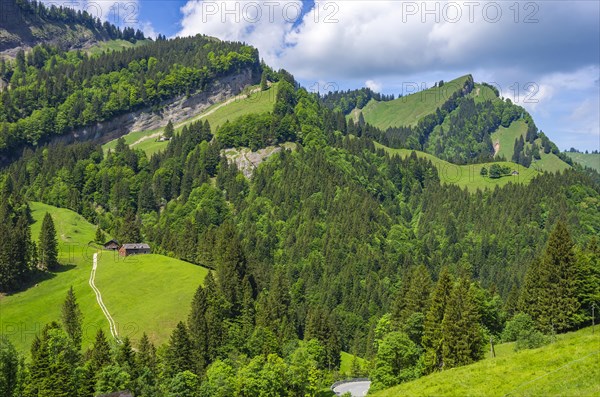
[74,1,600,151]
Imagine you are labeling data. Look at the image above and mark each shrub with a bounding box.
[502,313,536,342]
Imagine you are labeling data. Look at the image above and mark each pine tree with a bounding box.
[422,267,453,373]
[441,277,484,369]
[398,265,433,324]
[520,221,582,332]
[188,284,209,375]
[0,336,19,397]
[163,120,174,140]
[260,71,268,91]
[90,329,112,373]
[61,286,83,350]
[136,333,157,373]
[38,212,58,271]
[215,221,247,315]
[94,226,105,244]
[164,321,194,378]
[115,337,136,372]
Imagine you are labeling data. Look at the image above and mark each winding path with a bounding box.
[332,380,371,396]
[89,253,121,343]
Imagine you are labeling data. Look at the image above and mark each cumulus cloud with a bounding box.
[178,0,302,64]
[365,80,382,93]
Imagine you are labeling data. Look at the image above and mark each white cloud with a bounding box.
[365,80,382,93]
[178,1,301,65]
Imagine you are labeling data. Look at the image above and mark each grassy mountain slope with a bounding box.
[373,326,600,397]
[566,152,600,172]
[0,202,208,353]
[374,142,540,192]
[354,75,471,129]
[491,119,570,173]
[86,39,149,56]
[103,83,279,156]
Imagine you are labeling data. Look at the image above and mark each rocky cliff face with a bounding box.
[0,0,109,56]
[42,68,259,147]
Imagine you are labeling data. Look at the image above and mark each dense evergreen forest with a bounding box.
[0,30,599,396]
[0,26,259,159]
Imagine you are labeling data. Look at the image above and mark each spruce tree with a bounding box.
[398,265,433,324]
[136,333,157,373]
[61,286,83,350]
[0,336,19,397]
[260,71,268,91]
[164,321,194,378]
[38,212,58,271]
[188,284,209,375]
[520,221,581,332]
[94,227,105,244]
[164,120,174,140]
[441,277,484,369]
[90,329,112,373]
[422,267,453,373]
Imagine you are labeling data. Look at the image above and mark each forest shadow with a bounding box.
[6,264,76,295]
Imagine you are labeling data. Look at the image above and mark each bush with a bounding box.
[502,313,536,342]
[515,329,548,351]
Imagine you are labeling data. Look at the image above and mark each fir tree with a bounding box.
[422,267,453,373]
[188,284,209,375]
[38,212,58,271]
[61,286,83,350]
[398,265,433,324]
[136,333,157,373]
[164,120,174,140]
[0,336,19,397]
[441,277,484,369]
[520,221,582,332]
[94,227,105,244]
[90,329,112,373]
[260,71,268,91]
[164,321,194,378]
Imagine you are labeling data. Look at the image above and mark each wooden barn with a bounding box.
[119,243,151,257]
[103,239,120,250]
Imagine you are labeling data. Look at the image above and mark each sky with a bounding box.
[55,0,600,151]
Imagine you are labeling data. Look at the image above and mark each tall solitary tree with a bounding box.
[441,277,484,368]
[163,120,174,140]
[61,287,83,350]
[520,221,582,332]
[260,71,268,91]
[38,212,58,271]
[422,267,453,373]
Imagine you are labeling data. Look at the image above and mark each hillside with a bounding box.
[0,0,140,56]
[566,152,600,172]
[372,326,600,397]
[103,83,279,156]
[491,119,570,173]
[0,202,208,353]
[355,75,471,129]
[374,142,540,192]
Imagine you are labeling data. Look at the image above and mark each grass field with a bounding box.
[492,119,528,160]
[103,83,279,156]
[355,75,471,129]
[86,39,148,56]
[491,119,570,174]
[374,142,540,192]
[469,83,499,104]
[95,253,208,344]
[339,351,369,378]
[372,326,600,397]
[0,202,209,353]
[566,152,600,172]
